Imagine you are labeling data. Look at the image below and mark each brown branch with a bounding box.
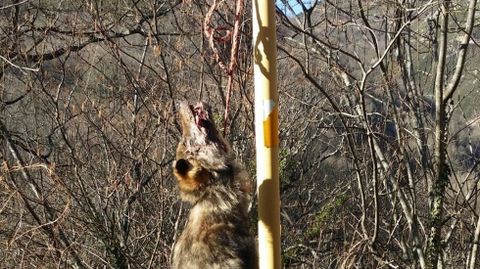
[443,0,477,101]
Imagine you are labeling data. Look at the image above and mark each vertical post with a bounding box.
[252,0,281,268]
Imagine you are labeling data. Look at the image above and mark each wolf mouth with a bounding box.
[185,102,212,134]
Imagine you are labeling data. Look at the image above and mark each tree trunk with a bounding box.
[426,1,449,269]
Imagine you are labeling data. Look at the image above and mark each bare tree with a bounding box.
[2,0,480,268]
[277,0,480,268]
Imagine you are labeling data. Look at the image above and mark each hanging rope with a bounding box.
[203,0,245,136]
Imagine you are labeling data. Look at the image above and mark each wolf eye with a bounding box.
[175,159,191,174]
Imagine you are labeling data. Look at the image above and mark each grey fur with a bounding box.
[172,102,257,269]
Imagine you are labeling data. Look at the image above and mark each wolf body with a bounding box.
[171,102,257,269]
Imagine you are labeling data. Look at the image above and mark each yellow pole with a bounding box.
[252,0,281,267]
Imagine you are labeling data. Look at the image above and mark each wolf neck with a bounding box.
[190,185,247,220]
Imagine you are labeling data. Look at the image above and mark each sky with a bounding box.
[276,0,315,16]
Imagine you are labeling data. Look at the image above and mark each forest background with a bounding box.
[1,0,480,268]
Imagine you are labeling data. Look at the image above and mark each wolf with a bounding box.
[171,102,257,269]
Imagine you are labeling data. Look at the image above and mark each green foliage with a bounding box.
[279,148,297,186]
[282,245,302,267]
[306,193,349,239]
[212,111,224,133]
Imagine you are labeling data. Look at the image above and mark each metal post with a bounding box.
[252,0,281,267]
